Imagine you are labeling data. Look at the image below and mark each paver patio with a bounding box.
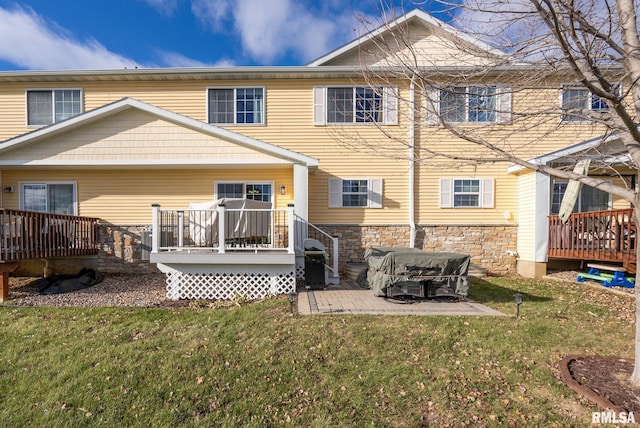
[296,281,505,316]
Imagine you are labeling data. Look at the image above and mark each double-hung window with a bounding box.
[314,86,397,125]
[20,182,77,215]
[216,182,272,203]
[426,85,511,125]
[27,89,82,126]
[326,87,382,123]
[440,86,496,123]
[561,86,612,122]
[328,178,383,208]
[439,178,494,208]
[550,180,610,214]
[208,87,264,125]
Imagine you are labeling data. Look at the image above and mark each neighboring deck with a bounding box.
[548,208,636,270]
[0,209,99,261]
[0,209,100,300]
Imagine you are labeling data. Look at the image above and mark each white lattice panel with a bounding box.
[163,267,296,300]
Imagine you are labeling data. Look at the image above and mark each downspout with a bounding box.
[409,73,417,248]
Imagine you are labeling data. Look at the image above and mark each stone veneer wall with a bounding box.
[95,223,518,276]
[98,224,154,273]
[317,224,518,276]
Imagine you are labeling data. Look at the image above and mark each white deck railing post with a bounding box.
[151,204,160,253]
[287,204,295,254]
[177,210,184,249]
[218,204,226,254]
[332,235,339,279]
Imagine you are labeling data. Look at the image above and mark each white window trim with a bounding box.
[559,83,621,123]
[19,181,78,215]
[25,88,84,128]
[214,180,274,202]
[328,178,383,208]
[439,178,494,208]
[206,86,266,126]
[426,85,511,125]
[313,86,398,126]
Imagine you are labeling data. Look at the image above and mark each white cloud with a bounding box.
[191,0,360,64]
[138,0,180,16]
[0,6,140,70]
[158,51,235,67]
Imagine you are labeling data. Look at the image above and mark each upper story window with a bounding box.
[425,85,511,125]
[439,178,495,208]
[27,89,82,126]
[327,87,382,123]
[440,86,496,123]
[314,86,397,125]
[208,87,264,125]
[561,86,612,122]
[328,178,383,208]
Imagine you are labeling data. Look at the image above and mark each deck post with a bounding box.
[218,204,226,254]
[0,262,19,302]
[287,204,295,254]
[151,204,160,253]
[332,235,340,280]
[177,211,184,249]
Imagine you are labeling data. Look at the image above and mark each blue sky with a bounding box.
[0,0,456,71]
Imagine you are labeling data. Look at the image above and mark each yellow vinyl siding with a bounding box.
[414,164,517,224]
[323,23,498,67]
[1,109,282,163]
[515,171,537,261]
[1,168,292,224]
[0,74,616,229]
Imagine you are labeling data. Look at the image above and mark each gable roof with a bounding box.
[0,98,319,169]
[307,9,505,67]
[507,133,627,174]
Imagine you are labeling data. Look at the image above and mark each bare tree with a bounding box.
[339,1,640,383]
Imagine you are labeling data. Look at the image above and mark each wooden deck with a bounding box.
[0,209,99,262]
[0,209,99,301]
[548,208,636,270]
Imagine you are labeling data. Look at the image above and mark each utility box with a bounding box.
[304,239,326,289]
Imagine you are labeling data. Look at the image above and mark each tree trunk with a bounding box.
[630,202,640,385]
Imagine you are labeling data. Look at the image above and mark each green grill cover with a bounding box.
[363,247,470,297]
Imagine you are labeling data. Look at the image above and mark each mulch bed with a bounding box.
[560,355,640,412]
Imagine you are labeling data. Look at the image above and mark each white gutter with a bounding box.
[409,74,417,247]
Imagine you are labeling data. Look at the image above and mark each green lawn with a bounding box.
[0,276,634,427]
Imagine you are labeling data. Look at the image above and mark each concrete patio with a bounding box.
[296,281,505,316]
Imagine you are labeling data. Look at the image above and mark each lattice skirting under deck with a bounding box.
[162,266,296,300]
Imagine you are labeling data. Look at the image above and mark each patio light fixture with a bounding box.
[513,293,523,318]
[287,291,297,315]
[280,184,286,195]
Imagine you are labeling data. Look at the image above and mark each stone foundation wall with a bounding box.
[317,224,518,276]
[98,224,154,274]
[93,223,518,277]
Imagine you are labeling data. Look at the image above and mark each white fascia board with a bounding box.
[0,159,294,167]
[307,9,504,66]
[0,97,319,169]
[506,133,620,174]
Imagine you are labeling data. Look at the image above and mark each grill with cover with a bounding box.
[361,247,470,298]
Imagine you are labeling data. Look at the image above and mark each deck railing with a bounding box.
[293,214,339,281]
[151,204,295,253]
[0,209,100,262]
[548,208,636,263]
